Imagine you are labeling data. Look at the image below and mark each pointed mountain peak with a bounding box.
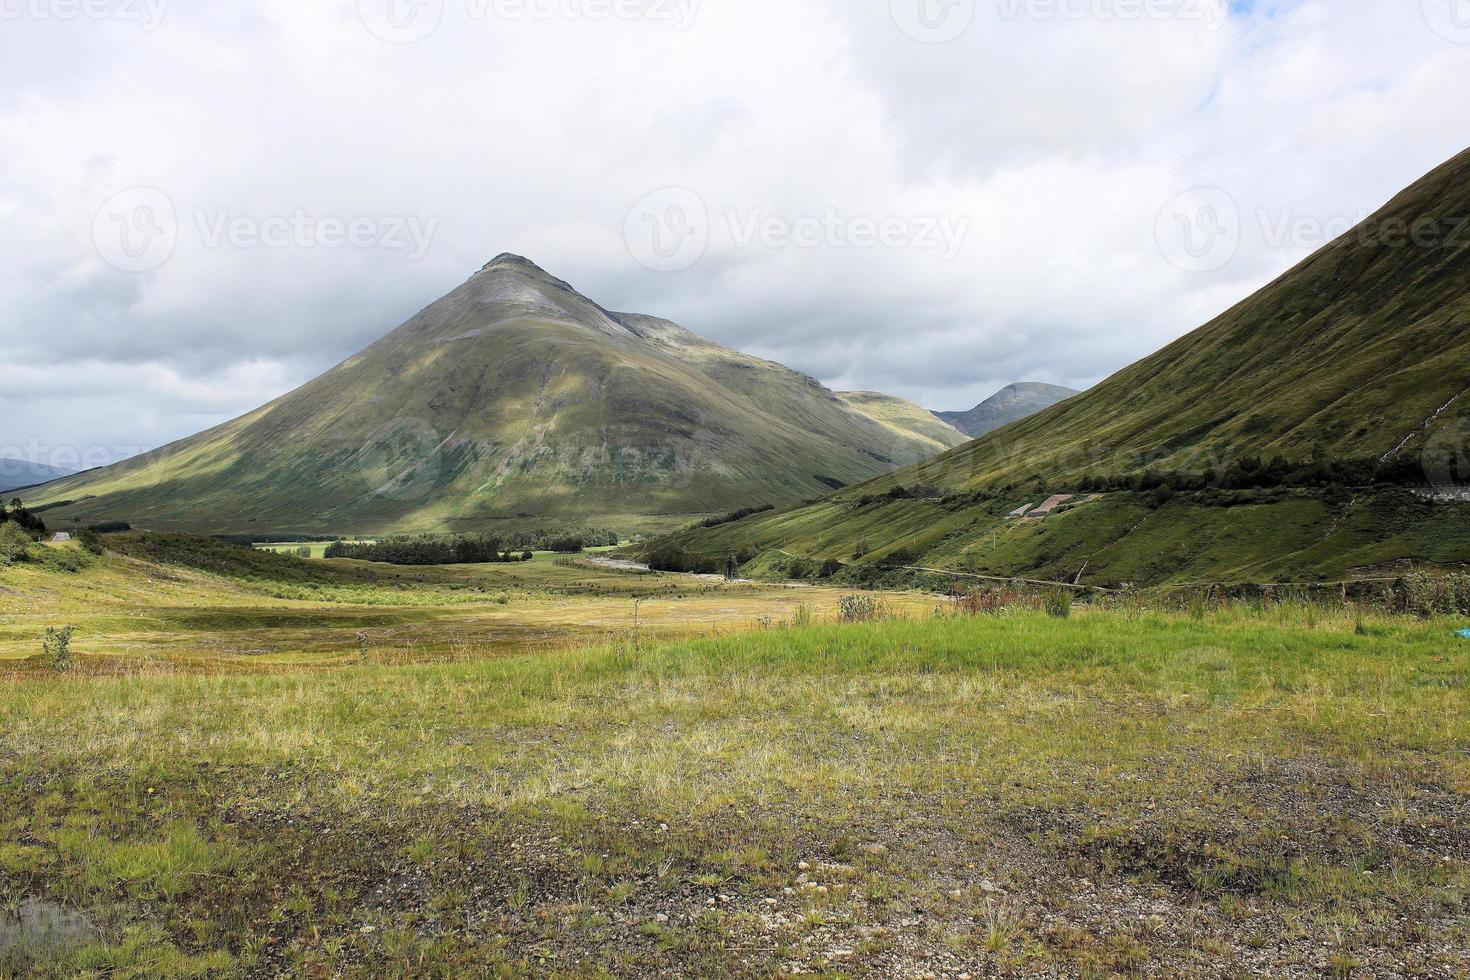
[480,252,547,275]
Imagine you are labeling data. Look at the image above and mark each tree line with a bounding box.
[322,527,621,566]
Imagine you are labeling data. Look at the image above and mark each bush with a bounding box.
[950,587,1031,616]
[42,625,76,672]
[1398,572,1470,617]
[696,504,775,529]
[837,594,888,623]
[644,544,720,575]
[0,523,33,564]
[1044,590,1073,619]
[87,521,132,534]
[77,529,106,555]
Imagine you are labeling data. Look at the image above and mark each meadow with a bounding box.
[1,538,1468,977]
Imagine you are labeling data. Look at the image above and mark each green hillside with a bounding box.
[659,149,1470,586]
[836,390,968,453]
[30,256,963,536]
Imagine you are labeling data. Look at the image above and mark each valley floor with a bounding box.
[2,545,1469,977]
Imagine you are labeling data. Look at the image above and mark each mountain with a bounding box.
[837,391,968,453]
[934,382,1079,438]
[657,148,1470,586]
[0,459,77,494]
[31,255,965,535]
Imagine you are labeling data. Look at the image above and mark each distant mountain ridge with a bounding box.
[31,255,967,534]
[0,459,77,494]
[935,382,1079,438]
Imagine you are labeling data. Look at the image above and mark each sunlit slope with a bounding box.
[32,256,953,534]
[660,149,1470,585]
[890,148,1470,492]
[836,391,969,454]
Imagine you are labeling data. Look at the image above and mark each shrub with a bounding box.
[1044,590,1073,619]
[0,523,33,564]
[77,529,107,555]
[696,504,775,529]
[1398,572,1470,617]
[644,544,719,575]
[951,587,1030,616]
[42,625,76,672]
[838,594,888,623]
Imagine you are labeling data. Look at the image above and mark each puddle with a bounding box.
[0,899,100,956]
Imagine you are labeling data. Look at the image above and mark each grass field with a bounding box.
[2,531,1469,976]
[0,540,937,674]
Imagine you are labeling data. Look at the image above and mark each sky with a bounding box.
[2,0,1469,469]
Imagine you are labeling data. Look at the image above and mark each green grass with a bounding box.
[0,534,938,671]
[665,487,1470,588]
[2,596,1468,975]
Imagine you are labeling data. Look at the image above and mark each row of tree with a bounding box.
[321,527,623,566]
[324,536,531,565]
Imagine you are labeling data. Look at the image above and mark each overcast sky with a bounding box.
[2,0,1469,468]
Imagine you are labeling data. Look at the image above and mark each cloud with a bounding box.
[1,0,1468,464]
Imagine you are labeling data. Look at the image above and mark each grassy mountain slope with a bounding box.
[836,391,969,454]
[31,256,952,535]
[934,382,1079,439]
[660,149,1470,585]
